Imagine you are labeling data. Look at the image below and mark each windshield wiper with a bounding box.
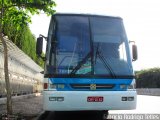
[95,44,116,78]
[70,51,92,74]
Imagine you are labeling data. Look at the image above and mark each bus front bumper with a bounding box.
[43,90,137,111]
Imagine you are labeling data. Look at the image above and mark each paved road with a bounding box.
[110,95,160,114]
[38,95,160,120]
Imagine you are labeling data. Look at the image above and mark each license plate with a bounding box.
[87,96,103,102]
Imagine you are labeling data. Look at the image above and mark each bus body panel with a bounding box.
[47,78,134,91]
[43,90,137,111]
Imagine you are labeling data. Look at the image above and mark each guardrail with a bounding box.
[136,88,160,96]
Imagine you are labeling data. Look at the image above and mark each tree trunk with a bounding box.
[0,0,12,115]
[0,33,13,115]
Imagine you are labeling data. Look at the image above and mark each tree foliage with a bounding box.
[1,0,56,28]
[1,0,56,67]
[136,68,160,88]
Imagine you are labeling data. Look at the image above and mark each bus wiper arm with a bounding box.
[70,52,91,74]
[95,45,116,78]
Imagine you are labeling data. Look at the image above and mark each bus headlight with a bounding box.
[121,96,134,101]
[57,84,65,89]
[128,79,136,89]
[120,84,135,90]
[50,84,56,89]
[128,97,134,101]
[120,84,127,89]
[49,84,65,89]
[57,97,64,101]
[49,97,64,102]
[122,97,127,101]
[128,85,134,89]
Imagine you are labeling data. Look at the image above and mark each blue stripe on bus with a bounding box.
[49,78,133,91]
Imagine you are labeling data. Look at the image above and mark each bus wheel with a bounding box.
[102,110,109,120]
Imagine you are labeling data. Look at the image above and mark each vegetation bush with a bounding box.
[136,68,160,88]
[3,18,44,67]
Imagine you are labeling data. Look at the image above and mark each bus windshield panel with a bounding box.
[45,15,133,77]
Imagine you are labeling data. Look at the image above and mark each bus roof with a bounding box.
[53,13,123,20]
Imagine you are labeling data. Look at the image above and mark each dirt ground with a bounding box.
[0,95,43,120]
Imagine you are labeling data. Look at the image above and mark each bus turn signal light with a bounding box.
[44,83,48,89]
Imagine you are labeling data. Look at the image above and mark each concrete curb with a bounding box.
[0,93,41,105]
[137,88,160,96]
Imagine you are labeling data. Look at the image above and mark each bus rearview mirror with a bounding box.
[132,44,138,61]
[36,37,43,56]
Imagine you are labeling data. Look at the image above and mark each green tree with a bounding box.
[0,0,56,114]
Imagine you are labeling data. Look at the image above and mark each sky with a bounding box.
[29,0,160,71]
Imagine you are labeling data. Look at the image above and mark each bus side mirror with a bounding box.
[132,44,138,61]
[36,37,43,56]
[40,71,44,74]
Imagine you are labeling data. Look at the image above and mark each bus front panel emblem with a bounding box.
[90,84,96,90]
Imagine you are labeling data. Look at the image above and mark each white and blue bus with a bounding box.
[36,13,138,113]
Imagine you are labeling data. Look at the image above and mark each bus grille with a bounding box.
[70,84,115,90]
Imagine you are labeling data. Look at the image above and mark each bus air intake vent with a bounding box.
[70,84,115,90]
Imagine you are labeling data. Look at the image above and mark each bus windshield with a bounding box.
[45,14,133,77]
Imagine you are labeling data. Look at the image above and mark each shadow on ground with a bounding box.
[38,111,114,120]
